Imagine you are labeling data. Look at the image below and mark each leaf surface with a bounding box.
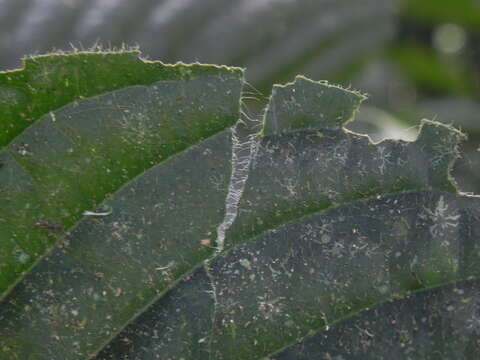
[273,278,480,359]
[92,78,478,359]
[0,51,219,147]
[225,76,463,248]
[0,54,243,301]
[0,130,237,358]
[1,56,479,360]
[94,190,480,359]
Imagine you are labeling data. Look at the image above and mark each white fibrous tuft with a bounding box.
[215,107,261,252]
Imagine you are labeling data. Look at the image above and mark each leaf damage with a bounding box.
[0,53,479,360]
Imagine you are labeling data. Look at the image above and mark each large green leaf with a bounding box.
[93,190,480,359]
[273,278,480,359]
[1,53,479,359]
[95,78,478,359]
[224,76,462,249]
[0,53,243,301]
[0,131,235,358]
[0,50,224,148]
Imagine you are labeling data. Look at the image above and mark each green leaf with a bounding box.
[225,76,464,249]
[1,52,479,360]
[95,191,480,359]
[208,192,480,359]
[412,98,480,195]
[94,77,476,360]
[0,52,243,302]
[273,278,480,359]
[0,131,236,358]
[0,50,223,148]
[261,76,366,136]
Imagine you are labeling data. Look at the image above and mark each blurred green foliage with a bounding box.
[396,0,480,98]
[403,0,480,30]
[377,1,480,194]
[387,43,475,97]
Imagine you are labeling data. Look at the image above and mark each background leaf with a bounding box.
[0,0,398,95]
